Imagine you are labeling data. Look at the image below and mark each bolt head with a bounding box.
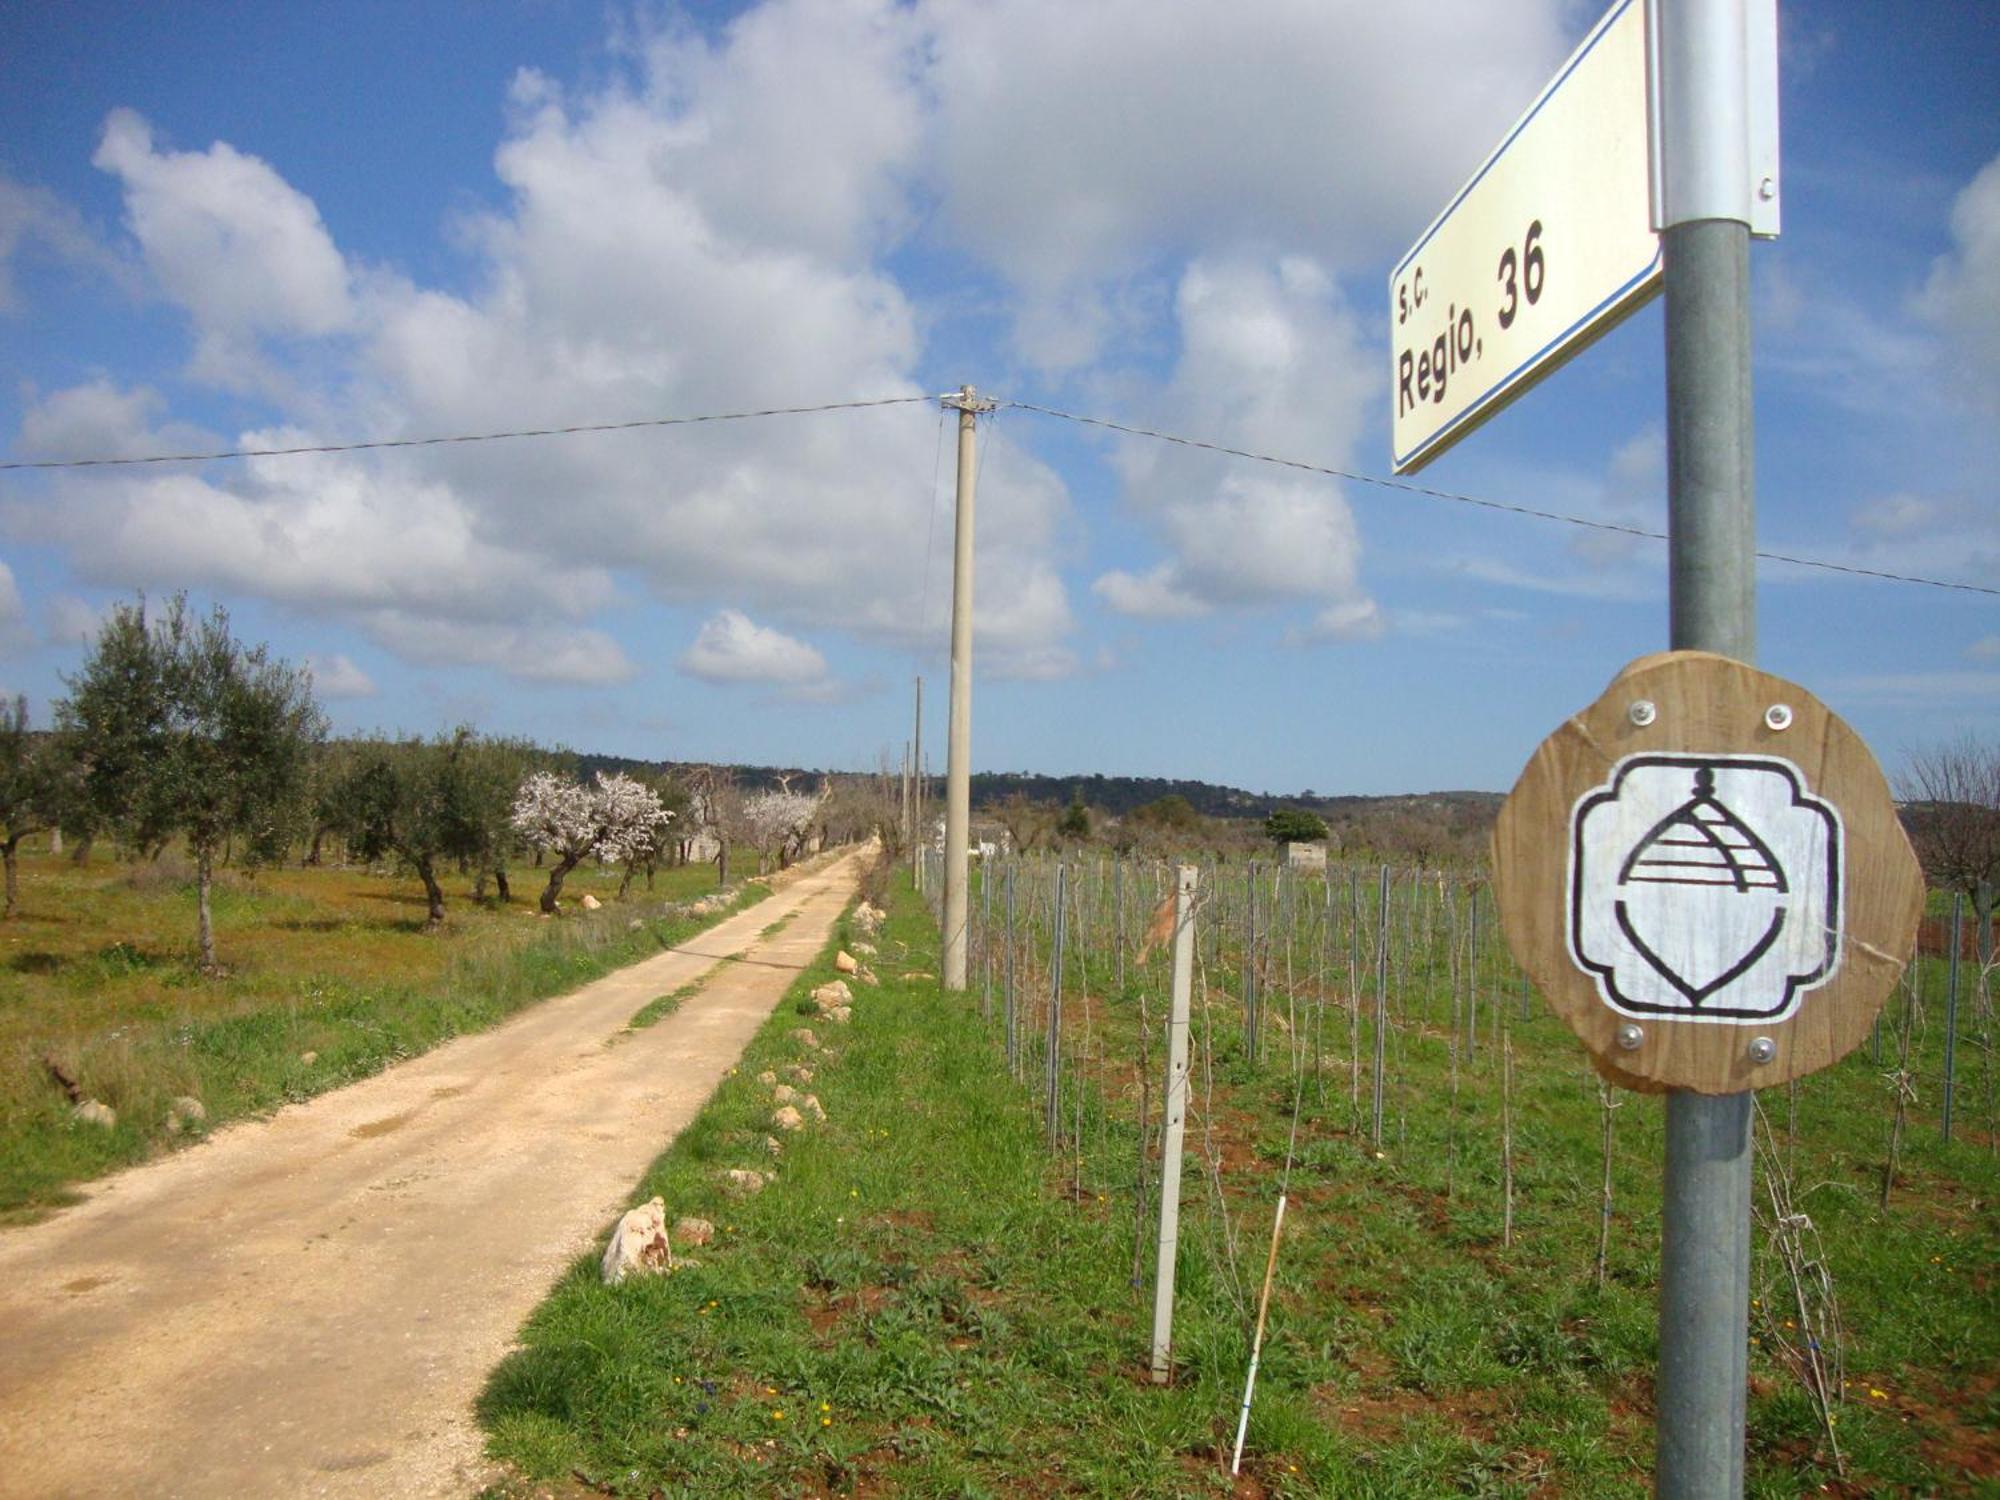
[1628,700,1657,728]
[1615,1023,1644,1051]
[1764,703,1794,731]
[1748,1036,1777,1065]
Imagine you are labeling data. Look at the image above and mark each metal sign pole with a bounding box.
[1654,3,1763,1492]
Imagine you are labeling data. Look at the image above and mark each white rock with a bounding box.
[165,1096,206,1134]
[757,1070,778,1088]
[299,1051,319,1065]
[73,1099,116,1130]
[800,1094,827,1122]
[764,1134,784,1156]
[581,893,602,910]
[772,1083,797,1104]
[789,1028,821,1050]
[834,951,859,974]
[826,1006,852,1025]
[851,941,877,957]
[858,968,880,987]
[628,918,644,930]
[781,1065,814,1084]
[602,1196,672,1285]
[723,1168,768,1196]
[673,1216,715,1248]
[772,1105,805,1133]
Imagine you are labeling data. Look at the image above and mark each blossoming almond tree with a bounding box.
[511,770,672,914]
[739,788,823,871]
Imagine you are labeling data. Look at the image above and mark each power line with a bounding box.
[1004,400,2000,599]
[3,383,1989,599]
[0,394,937,472]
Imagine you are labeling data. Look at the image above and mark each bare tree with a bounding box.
[1900,734,1999,969]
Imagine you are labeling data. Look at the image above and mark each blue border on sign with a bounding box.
[1390,0,1658,473]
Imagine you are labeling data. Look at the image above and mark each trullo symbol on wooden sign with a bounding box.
[1568,755,1842,1023]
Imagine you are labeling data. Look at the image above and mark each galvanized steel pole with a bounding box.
[1656,3,1765,1492]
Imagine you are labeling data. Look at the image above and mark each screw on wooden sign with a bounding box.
[1492,651,1923,1093]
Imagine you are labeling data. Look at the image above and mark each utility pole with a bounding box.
[941,384,994,990]
[1652,3,1773,1493]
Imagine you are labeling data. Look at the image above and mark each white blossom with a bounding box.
[740,788,822,859]
[511,770,672,866]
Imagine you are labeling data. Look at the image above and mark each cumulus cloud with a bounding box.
[922,0,1568,367]
[679,609,829,687]
[0,172,129,312]
[43,595,110,648]
[305,653,377,699]
[1917,152,2000,410]
[1095,254,1377,628]
[92,109,353,387]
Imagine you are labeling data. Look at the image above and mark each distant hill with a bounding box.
[966,769,1501,825]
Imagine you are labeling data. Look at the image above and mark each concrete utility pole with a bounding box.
[1652,3,1771,1493]
[940,384,995,990]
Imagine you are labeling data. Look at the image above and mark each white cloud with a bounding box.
[92,109,353,387]
[0,172,129,312]
[922,0,1568,366]
[305,653,376,699]
[1916,152,2000,410]
[0,560,28,655]
[43,595,109,648]
[679,609,829,687]
[1095,254,1377,627]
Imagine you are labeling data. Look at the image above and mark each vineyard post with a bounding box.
[1243,864,1260,1060]
[1943,892,1961,1142]
[912,675,924,893]
[1047,861,1068,1145]
[1005,863,1018,1075]
[1149,865,1198,1383]
[1372,864,1389,1150]
[982,858,994,1023]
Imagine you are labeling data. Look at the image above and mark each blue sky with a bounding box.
[1,1,1994,798]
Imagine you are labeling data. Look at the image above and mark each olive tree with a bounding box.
[0,697,66,918]
[511,770,671,913]
[334,728,516,928]
[56,597,324,968]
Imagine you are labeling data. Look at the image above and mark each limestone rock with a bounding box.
[628,918,644,930]
[789,1027,821,1050]
[811,980,852,1013]
[602,1196,672,1285]
[854,902,886,934]
[73,1099,116,1130]
[757,1070,778,1088]
[857,968,880,987]
[724,1168,769,1196]
[825,1005,852,1025]
[164,1095,206,1134]
[581,893,602,910]
[834,950,859,975]
[781,1065,814,1084]
[299,1050,319,1066]
[673,1216,716,1248]
[800,1094,827,1122]
[772,1105,805,1133]
[764,1134,784,1156]
[851,941,877,958]
[772,1083,797,1105]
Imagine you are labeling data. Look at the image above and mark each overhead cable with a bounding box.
[1003,401,2000,599]
[0,394,938,472]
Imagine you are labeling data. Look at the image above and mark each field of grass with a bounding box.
[0,838,757,1218]
[481,861,1997,1497]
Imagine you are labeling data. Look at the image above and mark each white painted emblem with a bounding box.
[1568,755,1843,1024]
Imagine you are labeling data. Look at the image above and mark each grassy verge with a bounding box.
[0,844,766,1218]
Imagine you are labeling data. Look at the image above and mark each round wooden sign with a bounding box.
[1491,651,1924,1094]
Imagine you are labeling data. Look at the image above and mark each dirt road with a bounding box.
[0,850,867,1498]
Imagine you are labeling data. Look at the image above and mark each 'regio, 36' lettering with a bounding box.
[1397,220,1549,418]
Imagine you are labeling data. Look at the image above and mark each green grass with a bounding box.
[481,863,2000,1497]
[630,981,706,1032]
[0,841,762,1217]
